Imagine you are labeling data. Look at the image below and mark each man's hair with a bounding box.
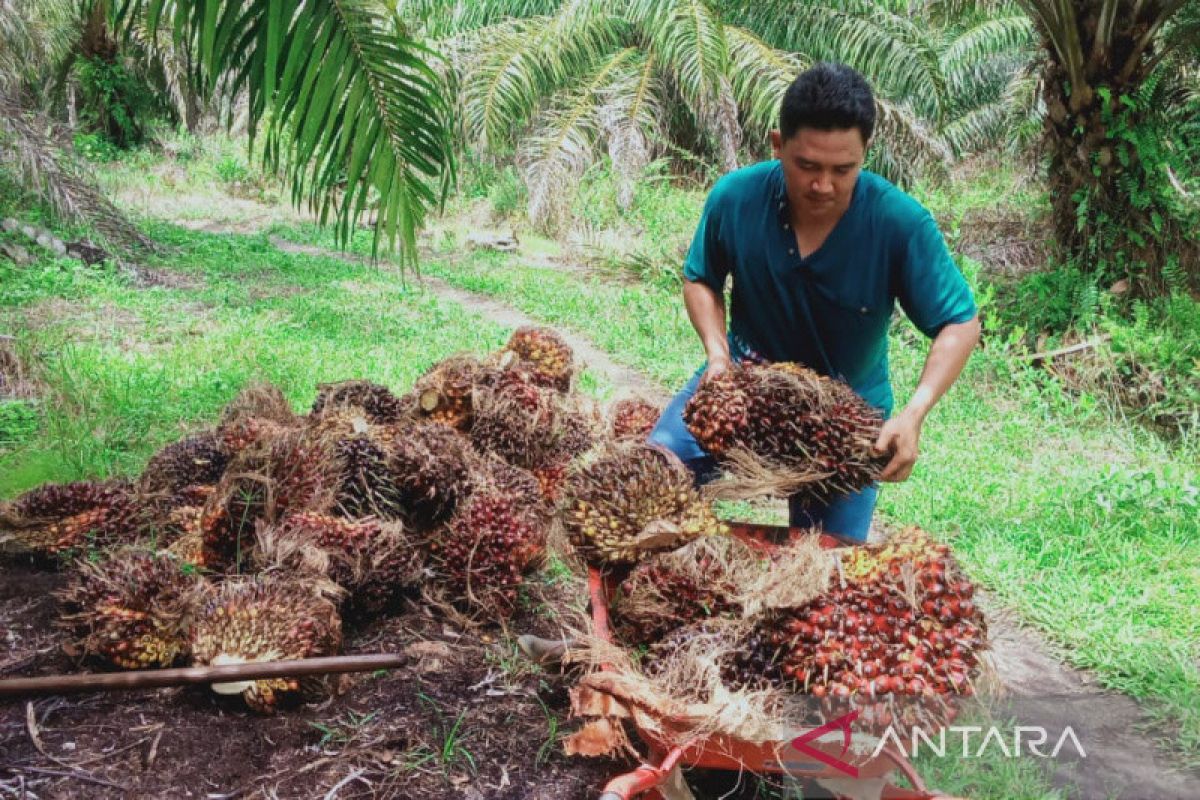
[779,62,875,143]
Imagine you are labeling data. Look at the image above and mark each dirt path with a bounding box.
[165,210,1196,798]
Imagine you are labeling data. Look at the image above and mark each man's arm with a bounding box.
[683,278,732,381]
[873,315,981,482]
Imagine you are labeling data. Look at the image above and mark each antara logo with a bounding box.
[790,713,1088,779]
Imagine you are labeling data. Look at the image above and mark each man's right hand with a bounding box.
[701,353,732,383]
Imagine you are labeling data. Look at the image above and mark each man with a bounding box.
[648,62,981,543]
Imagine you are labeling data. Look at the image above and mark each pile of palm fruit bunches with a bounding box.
[0,327,672,713]
[1,325,987,725]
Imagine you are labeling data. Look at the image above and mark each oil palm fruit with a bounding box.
[139,432,229,495]
[502,326,573,392]
[1,480,138,557]
[190,578,342,713]
[609,398,662,441]
[385,421,473,530]
[432,490,546,617]
[58,549,204,669]
[310,380,407,425]
[557,442,725,567]
[267,512,423,615]
[614,552,739,646]
[683,363,886,501]
[469,370,562,470]
[216,382,299,455]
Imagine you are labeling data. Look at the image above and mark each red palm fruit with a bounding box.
[58,548,204,669]
[609,399,662,440]
[310,380,407,425]
[139,432,229,495]
[2,480,138,557]
[502,326,574,392]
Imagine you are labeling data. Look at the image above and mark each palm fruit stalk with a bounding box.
[557,442,725,568]
[263,512,424,617]
[310,380,407,425]
[58,549,204,669]
[608,398,662,441]
[411,354,487,431]
[0,480,139,558]
[431,490,546,617]
[502,326,574,392]
[683,362,887,503]
[200,429,337,572]
[738,529,987,734]
[190,578,342,713]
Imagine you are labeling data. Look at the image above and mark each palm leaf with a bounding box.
[127,0,454,264]
[725,25,810,145]
[599,50,666,208]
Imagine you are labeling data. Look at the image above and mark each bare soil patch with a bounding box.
[0,560,627,799]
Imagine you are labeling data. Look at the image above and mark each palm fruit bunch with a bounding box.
[58,549,204,669]
[613,549,740,646]
[310,380,407,425]
[738,533,987,734]
[502,326,574,392]
[161,504,206,567]
[608,398,662,441]
[469,368,565,470]
[200,430,337,572]
[266,512,424,616]
[384,421,474,530]
[530,402,600,503]
[190,578,342,713]
[557,442,725,567]
[431,489,546,617]
[0,480,138,557]
[412,355,484,431]
[311,410,404,520]
[470,453,548,518]
[138,431,230,497]
[216,382,300,456]
[683,363,886,502]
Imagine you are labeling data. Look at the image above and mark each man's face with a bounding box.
[771,127,866,220]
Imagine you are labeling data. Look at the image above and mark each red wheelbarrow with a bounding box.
[581,521,964,800]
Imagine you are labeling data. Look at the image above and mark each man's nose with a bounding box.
[811,173,833,193]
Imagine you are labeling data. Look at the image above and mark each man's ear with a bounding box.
[770,130,783,158]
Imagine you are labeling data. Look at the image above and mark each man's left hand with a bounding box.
[872,412,923,482]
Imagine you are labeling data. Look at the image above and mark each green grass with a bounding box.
[0,221,511,495]
[269,217,1200,767]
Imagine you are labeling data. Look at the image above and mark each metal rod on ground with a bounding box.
[0,653,406,698]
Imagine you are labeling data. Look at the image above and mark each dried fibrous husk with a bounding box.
[612,536,763,645]
[190,577,342,713]
[736,534,835,618]
[310,379,408,425]
[685,363,887,503]
[556,442,725,567]
[0,479,140,558]
[57,547,206,669]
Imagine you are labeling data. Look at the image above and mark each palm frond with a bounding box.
[0,93,153,251]
[725,25,810,145]
[869,97,951,187]
[398,0,566,37]
[130,0,455,264]
[941,15,1035,75]
[520,46,639,231]
[0,0,78,95]
[459,2,625,149]
[599,50,666,208]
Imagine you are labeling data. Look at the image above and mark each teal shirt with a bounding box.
[683,160,977,415]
